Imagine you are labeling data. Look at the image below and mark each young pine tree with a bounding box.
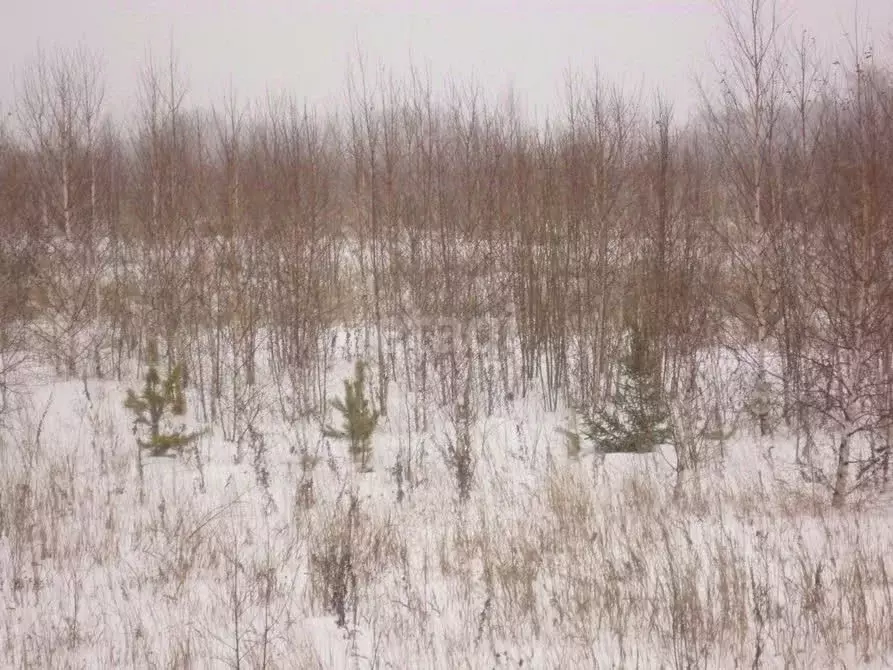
[324,360,380,472]
[583,324,672,455]
[125,361,201,457]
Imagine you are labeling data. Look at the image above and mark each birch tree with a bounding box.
[700,0,786,436]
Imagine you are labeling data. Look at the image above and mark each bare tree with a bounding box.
[798,35,893,506]
[15,46,109,375]
[775,30,828,467]
[132,44,194,367]
[699,0,787,437]
[346,53,390,416]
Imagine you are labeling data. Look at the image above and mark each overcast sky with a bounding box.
[2,0,892,125]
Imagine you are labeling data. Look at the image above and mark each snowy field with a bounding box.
[1,327,892,669]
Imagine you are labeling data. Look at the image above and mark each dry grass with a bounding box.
[1,380,891,669]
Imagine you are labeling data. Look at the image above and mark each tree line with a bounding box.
[0,0,891,505]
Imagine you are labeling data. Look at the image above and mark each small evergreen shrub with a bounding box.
[125,359,201,458]
[583,325,672,455]
[324,360,380,472]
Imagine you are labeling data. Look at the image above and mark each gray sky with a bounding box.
[2,0,892,125]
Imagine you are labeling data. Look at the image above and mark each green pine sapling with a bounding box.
[583,324,673,455]
[125,361,202,457]
[324,360,380,472]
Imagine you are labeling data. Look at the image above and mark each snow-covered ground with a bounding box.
[1,327,892,669]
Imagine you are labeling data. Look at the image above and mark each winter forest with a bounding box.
[1,0,893,667]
